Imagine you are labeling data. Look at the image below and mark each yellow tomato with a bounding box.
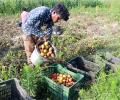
[45,45,49,49]
[43,49,48,53]
[44,41,49,46]
[40,52,44,57]
[41,44,45,49]
[49,47,53,52]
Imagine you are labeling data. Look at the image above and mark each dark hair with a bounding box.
[52,3,70,21]
[21,7,28,11]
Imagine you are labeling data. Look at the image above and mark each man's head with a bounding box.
[51,3,70,23]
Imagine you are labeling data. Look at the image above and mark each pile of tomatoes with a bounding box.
[38,41,55,58]
[50,73,75,87]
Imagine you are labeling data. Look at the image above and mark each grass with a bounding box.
[0,0,120,99]
[79,67,120,100]
[0,0,102,15]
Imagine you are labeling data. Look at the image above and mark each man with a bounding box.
[21,3,69,67]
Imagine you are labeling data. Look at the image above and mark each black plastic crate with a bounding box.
[67,56,102,85]
[0,78,32,100]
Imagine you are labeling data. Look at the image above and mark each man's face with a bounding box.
[51,11,61,23]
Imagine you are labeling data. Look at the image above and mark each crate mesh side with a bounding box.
[0,83,12,100]
[44,67,66,100]
[43,65,84,100]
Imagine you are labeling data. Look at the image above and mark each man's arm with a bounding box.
[22,7,53,37]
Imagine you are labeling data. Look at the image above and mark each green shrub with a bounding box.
[79,66,120,100]
[0,0,103,15]
[21,64,42,96]
[80,0,102,7]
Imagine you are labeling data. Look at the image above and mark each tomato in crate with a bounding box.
[41,64,84,100]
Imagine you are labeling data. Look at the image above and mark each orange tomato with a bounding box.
[47,52,51,57]
[51,53,55,58]
[40,52,44,57]
[48,51,52,55]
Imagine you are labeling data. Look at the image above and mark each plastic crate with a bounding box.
[42,64,84,100]
[0,78,32,100]
[67,56,102,85]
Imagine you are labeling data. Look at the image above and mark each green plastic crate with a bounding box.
[42,64,84,100]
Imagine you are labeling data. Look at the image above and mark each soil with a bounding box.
[0,13,120,67]
[0,16,22,54]
[0,16,26,68]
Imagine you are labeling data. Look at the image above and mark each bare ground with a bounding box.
[0,13,120,67]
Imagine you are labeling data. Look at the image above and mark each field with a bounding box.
[0,0,120,99]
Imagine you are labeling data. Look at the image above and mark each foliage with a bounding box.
[0,0,103,15]
[0,65,18,80]
[0,0,120,99]
[79,67,120,100]
[20,64,41,96]
[80,0,102,7]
